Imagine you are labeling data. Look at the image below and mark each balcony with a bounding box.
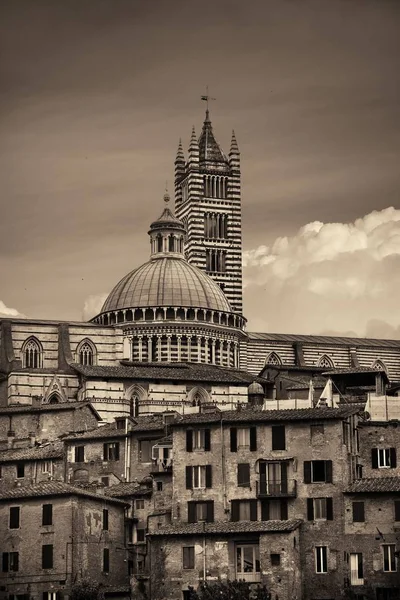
[256,479,297,498]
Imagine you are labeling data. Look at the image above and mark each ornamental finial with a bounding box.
[163,181,170,204]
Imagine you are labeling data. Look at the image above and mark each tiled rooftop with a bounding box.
[346,477,400,493]
[0,442,64,464]
[248,332,400,349]
[105,482,153,498]
[0,481,129,505]
[149,519,303,536]
[0,402,100,418]
[322,367,388,378]
[173,406,359,427]
[63,422,128,441]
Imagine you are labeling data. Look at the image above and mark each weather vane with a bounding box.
[201,86,216,111]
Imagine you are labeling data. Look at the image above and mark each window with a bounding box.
[42,504,53,526]
[23,337,42,368]
[350,553,364,585]
[101,476,109,487]
[230,427,257,452]
[270,553,281,566]
[372,448,397,469]
[2,552,19,572]
[204,212,228,239]
[231,500,257,522]
[43,594,60,600]
[304,460,333,483]
[265,352,281,366]
[382,544,397,572]
[315,546,328,574]
[205,248,226,273]
[318,355,334,368]
[307,498,333,521]
[41,461,53,475]
[352,501,365,523]
[9,507,20,529]
[310,423,325,439]
[259,461,288,495]
[103,548,110,573]
[272,425,286,450]
[185,465,212,489]
[42,544,53,569]
[103,442,120,461]
[16,463,25,478]
[136,499,145,510]
[103,509,109,531]
[395,500,400,522]
[138,440,153,462]
[236,544,260,576]
[136,529,146,542]
[78,341,95,366]
[186,429,211,452]
[237,463,250,487]
[183,546,195,570]
[74,446,85,462]
[188,501,214,523]
[156,481,163,492]
[261,499,288,520]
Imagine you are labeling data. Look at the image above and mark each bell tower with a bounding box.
[174,106,243,314]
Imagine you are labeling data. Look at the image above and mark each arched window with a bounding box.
[265,352,282,366]
[157,235,163,252]
[126,384,147,417]
[372,359,387,372]
[188,387,209,406]
[168,234,175,252]
[317,355,334,369]
[77,339,97,366]
[48,393,60,404]
[130,394,140,417]
[22,337,42,369]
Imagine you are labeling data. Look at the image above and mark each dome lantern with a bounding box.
[148,189,186,259]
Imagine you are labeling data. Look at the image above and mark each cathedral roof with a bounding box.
[198,110,228,164]
[100,257,232,314]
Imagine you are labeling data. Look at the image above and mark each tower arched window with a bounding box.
[130,393,140,417]
[317,355,334,369]
[157,235,163,252]
[77,339,97,366]
[22,337,42,369]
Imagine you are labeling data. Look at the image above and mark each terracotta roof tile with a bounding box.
[149,519,303,536]
[248,332,400,349]
[0,481,129,505]
[105,482,153,498]
[0,402,100,418]
[0,442,64,463]
[346,477,400,493]
[63,422,127,441]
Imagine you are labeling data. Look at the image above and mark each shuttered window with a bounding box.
[304,460,333,483]
[394,500,400,521]
[9,507,20,529]
[272,425,286,450]
[231,500,257,522]
[182,546,195,569]
[188,501,214,523]
[237,463,250,487]
[42,545,53,569]
[352,501,365,523]
[372,448,397,469]
[42,504,53,526]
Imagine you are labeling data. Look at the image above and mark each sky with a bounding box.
[0,0,399,337]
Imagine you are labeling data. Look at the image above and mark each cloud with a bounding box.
[82,294,108,321]
[0,301,26,318]
[243,207,400,337]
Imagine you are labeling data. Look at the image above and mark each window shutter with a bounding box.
[280,500,288,520]
[205,465,212,488]
[394,500,400,521]
[261,501,269,521]
[103,443,108,461]
[371,448,378,469]
[326,497,333,521]
[250,500,258,521]
[237,463,250,487]
[272,425,286,450]
[115,443,120,461]
[2,552,8,573]
[358,553,364,579]
[204,429,211,452]
[230,428,238,452]
[206,501,214,523]
[280,462,288,493]
[325,460,333,483]
[249,427,257,451]
[188,502,196,523]
[304,461,311,483]
[353,501,365,523]
[390,448,397,468]
[185,466,193,489]
[307,498,314,521]
[186,431,193,452]
[231,500,240,522]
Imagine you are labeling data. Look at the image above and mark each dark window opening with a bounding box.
[42,504,53,526]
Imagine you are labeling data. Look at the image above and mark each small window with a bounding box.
[9,507,20,529]
[74,446,85,463]
[188,501,214,523]
[103,509,109,531]
[183,546,195,570]
[231,500,258,522]
[382,544,396,572]
[236,544,260,576]
[136,499,145,510]
[270,553,281,566]
[230,427,257,452]
[272,425,286,450]
[139,440,153,462]
[372,448,397,469]
[103,548,110,573]
[237,463,250,487]
[315,546,328,574]
[156,481,163,492]
[42,545,53,569]
[394,500,400,522]
[101,476,109,487]
[304,460,333,483]
[42,504,53,526]
[186,465,212,489]
[352,501,365,523]
[136,529,146,542]
[41,461,53,475]
[2,552,19,572]
[314,498,327,520]
[103,442,120,461]
[186,429,211,452]
[16,463,25,478]
[307,498,333,521]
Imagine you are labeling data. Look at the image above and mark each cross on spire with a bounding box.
[201,86,216,120]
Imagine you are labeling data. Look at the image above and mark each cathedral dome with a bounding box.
[101,257,232,314]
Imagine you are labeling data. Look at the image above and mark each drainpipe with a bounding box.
[203,521,206,582]
[220,415,227,511]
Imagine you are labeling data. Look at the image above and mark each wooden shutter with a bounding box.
[115,443,120,461]
[371,448,378,469]
[188,502,196,523]
[250,427,257,451]
[304,461,311,483]
[280,500,288,520]
[230,428,238,452]
[352,501,365,522]
[307,498,314,520]
[390,448,397,468]
[325,460,333,483]
[280,462,288,493]
[186,430,193,452]
[9,507,20,529]
[204,429,211,452]
[2,552,8,573]
[272,425,286,450]
[261,501,269,521]
[103,443,108,461]
[205,465,212,488]
[185,466,193,489]
[231,500,240,522]
[250,500,258,521]
[394,500,400,521]
[42,504,52,526]
[237,463,250,487]
[206,501,214,523]
[326,497,333,520]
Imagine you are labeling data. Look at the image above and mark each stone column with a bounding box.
[227,341,232,367]
[187,336,192,362]
[157,335,162,362]
[197,336,202,363]
[148,337,153,361]
[177,335,182,362]
[211,339,216,365]
[167,334,172,362]
[138,336,143,362]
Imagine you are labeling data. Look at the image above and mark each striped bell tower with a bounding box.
[174,108,243,314]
